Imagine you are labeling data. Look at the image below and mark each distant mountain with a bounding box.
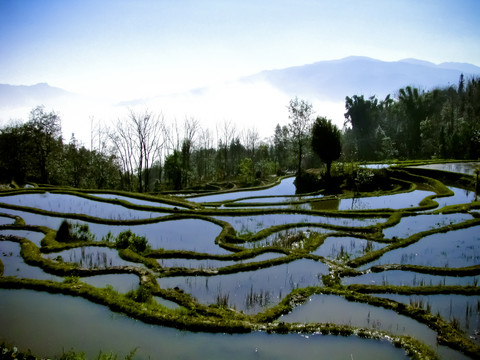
[0,82,74,108]
[244,56,480,101]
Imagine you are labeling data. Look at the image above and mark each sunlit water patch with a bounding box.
[373,294,480,344]
[338,190,435,210]
[158,252,285,269]
[313,236,387,260]
[43,246,139,269]
[0,193,165,220]
[81,273,139,293]
[383,213,473,239]
[342,270,479,287]
[0,229,45,247]
[0,289,409,360]
[365,226,480,268]
[0,241,62,281]
[158,259,328,314]
[279,294,465,359]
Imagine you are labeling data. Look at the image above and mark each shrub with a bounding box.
[115,230,149,254]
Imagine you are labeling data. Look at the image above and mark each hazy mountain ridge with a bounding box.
[245,56,480,101]
[2,56,480,143]
[0,82,74,108]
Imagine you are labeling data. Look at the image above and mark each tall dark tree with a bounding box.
[311,117,341,178]
[398,86,426,157]
[27,106,63,183]
[344,95,379,160]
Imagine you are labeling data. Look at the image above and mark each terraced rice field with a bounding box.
[0,163,479,359]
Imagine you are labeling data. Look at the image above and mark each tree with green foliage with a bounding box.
[288,97,313,176]
[27,106,63,183]
[311,117,341,178]
[344,95,379,161]
[398,86,427,157]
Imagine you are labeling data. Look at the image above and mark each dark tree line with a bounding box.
[343,75,480,161]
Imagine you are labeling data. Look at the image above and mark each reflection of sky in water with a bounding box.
[383,213,473,239]
[82,273,139,293]
[313,236,387,259]
[216,214,383,234]
[435,187,476,208]
[43,246,140,269]
[89,193,184,208]
[409,162,480,176]
[158,259,328,314]
[0,229,45,246]
[0,289,409,360]
[158,252,284,268]
[365,226,480,268]
[0,193,165,220]
[188,177,297,202]
[0,241,62,281]
[280,294,437,348]
[374,294,480,344]
[338,190,434,210]
[87,219,229,254]
[0,216,15,225]
[342,270,479,286]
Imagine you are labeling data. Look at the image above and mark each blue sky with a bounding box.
[1,0,480,100]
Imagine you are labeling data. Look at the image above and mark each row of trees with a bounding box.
[0,105,314,190]
[1,75,478,191]
[344,75,480,160]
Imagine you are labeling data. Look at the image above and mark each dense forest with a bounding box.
[0,75,478,191]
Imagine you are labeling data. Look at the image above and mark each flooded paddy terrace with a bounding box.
[0,163,479,359]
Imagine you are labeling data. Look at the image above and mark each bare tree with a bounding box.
[109,109,164,192]
[181,117,199,187]
[216,120,236,179]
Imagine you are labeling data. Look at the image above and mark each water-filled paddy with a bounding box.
[313,236,387,259]
[409,162,480,176]
[158,252,285,269]
[158,259,328,313]
[342,270,479,287]
[366,226,480,268]
[188,177,297,203]
[373,293,480,343]
[279,294,468,359]
[382,213,473,239]
[0,215,14,225]
[86,219,229,254]
[0,165,479,358]
[0,193,165,220]
[0,289,410,360]
[0,241,62,281]
[89,193,184,208]
[216,214,383,234]
[43,246,140,269]
[338,190,435,210]
[242,227,330,249]
[0,229,45,246]
[82,273,139,293]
